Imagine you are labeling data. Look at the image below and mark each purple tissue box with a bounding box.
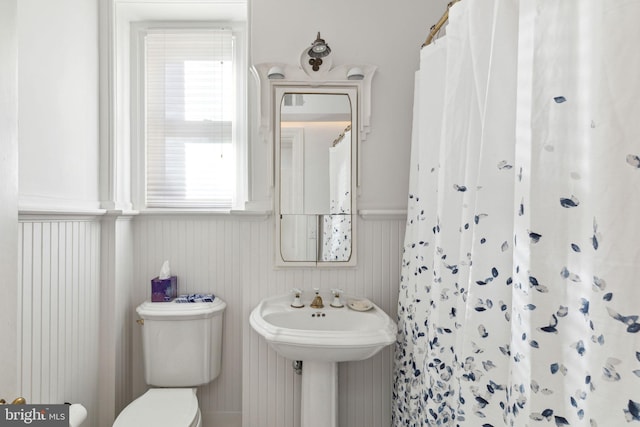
[151,276,177,302]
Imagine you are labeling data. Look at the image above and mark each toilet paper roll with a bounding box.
[68,403,87,427]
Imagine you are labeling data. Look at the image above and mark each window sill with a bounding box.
[137,207,272,220]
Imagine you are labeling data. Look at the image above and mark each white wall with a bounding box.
[13,0,451,425]
[99,215,136,424]
[250,0,449,210]
[0,0,19,400]
[14,0,102,418]
[17,0,100,211]
[16,0,449,212]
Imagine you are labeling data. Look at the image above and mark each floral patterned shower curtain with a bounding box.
[393,0,640,426]
[322,131,352,261]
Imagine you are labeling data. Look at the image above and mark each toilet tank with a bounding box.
[136,298,226,387]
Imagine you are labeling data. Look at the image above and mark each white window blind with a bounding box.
[145,29,235,208]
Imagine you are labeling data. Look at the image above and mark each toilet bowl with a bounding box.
[113,388,201,427]
[113,298,226,427]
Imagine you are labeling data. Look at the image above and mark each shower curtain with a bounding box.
[393,1,640,426]
[322,132,352,261]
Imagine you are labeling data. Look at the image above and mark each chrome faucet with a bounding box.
[310,288,324,309]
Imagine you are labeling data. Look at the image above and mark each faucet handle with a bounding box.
[290,288,304,308]
[0,397,26,405]
[330,288,344,308]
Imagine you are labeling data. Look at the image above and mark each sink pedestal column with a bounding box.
[300,361,338,427]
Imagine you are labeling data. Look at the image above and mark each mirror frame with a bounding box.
[274,86,357,267]
[253,59,376,267]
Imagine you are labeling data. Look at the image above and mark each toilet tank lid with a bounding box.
[137,299,226,320]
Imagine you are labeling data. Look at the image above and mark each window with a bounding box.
[134,24,246,209]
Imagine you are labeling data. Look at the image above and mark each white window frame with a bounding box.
[131,21,247,211]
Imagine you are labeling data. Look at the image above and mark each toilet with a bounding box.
[113,298,226,427]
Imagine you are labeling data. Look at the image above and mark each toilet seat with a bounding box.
[113,388,201,427]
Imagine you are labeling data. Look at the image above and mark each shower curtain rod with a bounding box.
[422,0,461,47]
[332,124,352,147]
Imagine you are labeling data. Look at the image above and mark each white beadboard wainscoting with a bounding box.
[132,215,247,421]
[18,217,101,426]
[15,212,405,426]
[132,213,406,427]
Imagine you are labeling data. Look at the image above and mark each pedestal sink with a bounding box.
[249,292,397,427]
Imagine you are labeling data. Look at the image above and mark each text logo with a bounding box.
[0,405,68,426]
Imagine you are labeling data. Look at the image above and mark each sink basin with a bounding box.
[250,292,397,427]
[249,292,397,362]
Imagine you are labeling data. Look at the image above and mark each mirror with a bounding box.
[275,87,358,266]
[254,57,375,267]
